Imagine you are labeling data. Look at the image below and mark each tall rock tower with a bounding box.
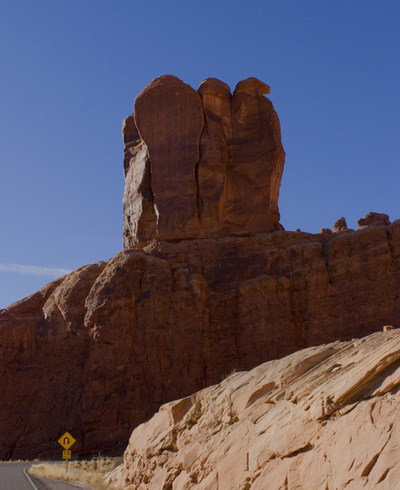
[122,75,285,248]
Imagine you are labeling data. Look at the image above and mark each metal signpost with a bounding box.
[57,432,76,473]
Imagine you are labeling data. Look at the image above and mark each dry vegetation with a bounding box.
[28,457,122,489]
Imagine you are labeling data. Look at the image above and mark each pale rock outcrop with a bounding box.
[107,330,400,490]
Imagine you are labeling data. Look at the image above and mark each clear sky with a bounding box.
[0,1,399,308]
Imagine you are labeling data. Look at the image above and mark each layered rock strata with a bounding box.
[122,75,285,247]
[1,221,399,459]
[107,330,400,490]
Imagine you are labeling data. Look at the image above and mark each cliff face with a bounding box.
[106,330,400,489]
[1,223,399,459]
[0,75,399,460]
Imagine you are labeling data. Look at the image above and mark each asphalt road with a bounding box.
[0,463,85,490]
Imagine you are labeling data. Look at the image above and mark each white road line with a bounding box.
[23,467,40,490]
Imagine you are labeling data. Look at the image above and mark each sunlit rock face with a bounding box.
[122,75,285,248]
[106,330,400,490]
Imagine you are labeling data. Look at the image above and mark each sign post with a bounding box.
[58,432,76,473]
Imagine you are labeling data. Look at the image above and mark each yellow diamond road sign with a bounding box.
[58,432,76,450]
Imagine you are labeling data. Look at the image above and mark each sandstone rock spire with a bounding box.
[122,75,285,248]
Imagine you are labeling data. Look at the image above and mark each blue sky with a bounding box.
[1,1,399,308]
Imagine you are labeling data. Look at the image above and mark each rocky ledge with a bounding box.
[107,329,400,489]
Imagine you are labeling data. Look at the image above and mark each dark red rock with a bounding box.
[223,78,285,234]
[358,212,391,229]
[197,78,232,236]
[133,75,204,242]
[122,75,285,247]
[1,223,399,459]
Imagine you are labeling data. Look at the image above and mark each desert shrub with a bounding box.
[28,456,122,489]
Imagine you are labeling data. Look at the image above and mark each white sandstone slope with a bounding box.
[107,330,400,489]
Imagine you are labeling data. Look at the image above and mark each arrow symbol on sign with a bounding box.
[58,432,76,450]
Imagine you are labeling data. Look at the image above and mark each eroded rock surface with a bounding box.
[333,216,348,233]
[107,330,400,489]
[122,75,285,247]
[358,212,391,229]
[1,221,399,459]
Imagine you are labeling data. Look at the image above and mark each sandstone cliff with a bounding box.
[0,76,399,461]
[1,223,399,459]
[106,330,400,489]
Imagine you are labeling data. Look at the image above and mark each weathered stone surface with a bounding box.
[133,75,204,243]
[333,216,348,232]
[122,115,157,248]
[358,212,391,229]
[197,78,232,236]
[1,223,399,459]
[123,75,285,247]
[107,330,400,490]
[223,78,285,234]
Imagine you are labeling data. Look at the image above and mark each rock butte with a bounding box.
[107,330,400,489]
[0,75,399,461]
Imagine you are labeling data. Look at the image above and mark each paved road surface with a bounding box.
[0,463,85,490]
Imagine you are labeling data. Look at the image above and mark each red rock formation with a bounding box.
[223,77,284,234]
[358,211,391,229]
[133,75,204,242]
[1,222,399,459]
[0,77,398,461]
[122,115,157,246]
[333,216,348,232]
[122,75,285,248]
[107,330,400,489]
[197,78,231,235]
